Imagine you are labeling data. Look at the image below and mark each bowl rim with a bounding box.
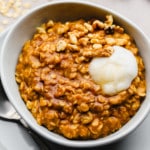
[1,0,150,148]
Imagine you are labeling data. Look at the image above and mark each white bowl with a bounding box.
[0,0,150,148]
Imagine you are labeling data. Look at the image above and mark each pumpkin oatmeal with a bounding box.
[15,15,146,139]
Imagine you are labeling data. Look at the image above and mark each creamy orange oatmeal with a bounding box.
[15,15,146,139]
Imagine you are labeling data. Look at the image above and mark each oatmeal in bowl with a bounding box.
[0,1,150,148]
[15,15,146,140]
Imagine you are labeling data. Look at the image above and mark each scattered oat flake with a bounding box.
[0,0,50,33]
[0,25,4,32]
[23,2,31,9]
[2,19,9,25]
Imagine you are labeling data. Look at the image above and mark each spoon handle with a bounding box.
[0,116,51,150]
[26,128,51,150]
[18,118,51,150]
[19,118,51,150]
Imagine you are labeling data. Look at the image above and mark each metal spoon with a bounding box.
[0,81,51,150]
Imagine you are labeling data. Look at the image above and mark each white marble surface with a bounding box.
[0,0,150,150]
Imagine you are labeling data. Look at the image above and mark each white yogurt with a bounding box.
[89,46,138,95]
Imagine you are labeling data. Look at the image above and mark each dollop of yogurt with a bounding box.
[89,46,138,95]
